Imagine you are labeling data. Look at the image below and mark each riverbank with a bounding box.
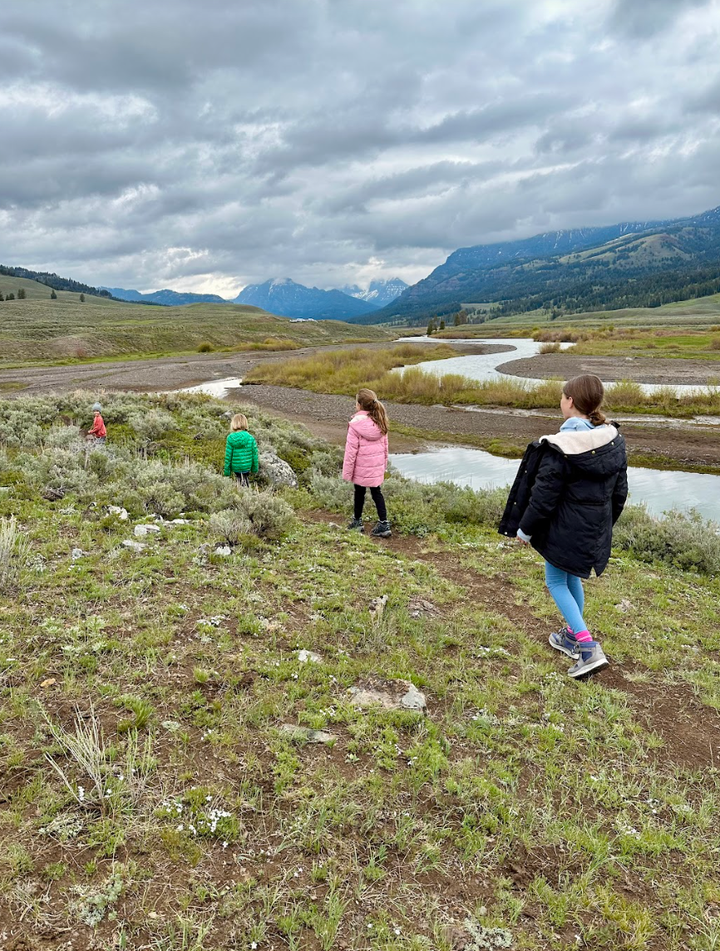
[500,352,720,386]
[239,383,720,471]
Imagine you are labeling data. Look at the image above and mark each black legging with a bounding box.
[354,484,387,521]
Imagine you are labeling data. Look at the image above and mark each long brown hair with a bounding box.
[356,387,389,435]
[563,374,607,426]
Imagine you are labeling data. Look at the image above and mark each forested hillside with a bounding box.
[367,205,720,324]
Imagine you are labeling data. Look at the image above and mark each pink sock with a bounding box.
[575,629,593,644]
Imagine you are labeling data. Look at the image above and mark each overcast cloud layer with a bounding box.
[1,0,720,295]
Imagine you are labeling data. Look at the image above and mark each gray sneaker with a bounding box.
[370,520,392,538]
[347,518,364,532]
[549,627,580,659]
[568,642,609,678]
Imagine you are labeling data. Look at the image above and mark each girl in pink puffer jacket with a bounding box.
[342,388,391,537]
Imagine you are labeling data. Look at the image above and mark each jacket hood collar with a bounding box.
[349,411,384,441]
[540,424,619,456]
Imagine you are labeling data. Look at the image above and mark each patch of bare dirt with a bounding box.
[500,352,720,386]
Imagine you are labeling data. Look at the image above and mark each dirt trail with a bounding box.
[309,511,720,770]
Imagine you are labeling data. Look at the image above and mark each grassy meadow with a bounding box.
[448,292,720,336]
[0,282,393,365]
[1,392,720,950]
[244,345,720,419]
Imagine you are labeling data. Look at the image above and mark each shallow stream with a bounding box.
[395,335,711,397]
[389,446,720,523]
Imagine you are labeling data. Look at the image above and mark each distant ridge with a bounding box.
[102,287,228,306]
[367,204,720,323]
[233,277,378,320]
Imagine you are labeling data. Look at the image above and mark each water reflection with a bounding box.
[389,446,720,523]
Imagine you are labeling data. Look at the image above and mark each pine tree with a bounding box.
[17,288,26,299]
[0,293,4,301]
[79,293,85,302]
[7,292,15,300]
[439,319,445,330]
[50,289,57,300]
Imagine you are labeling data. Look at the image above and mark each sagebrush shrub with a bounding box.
[615,506,720,575]
[128,409,176,442]
[208,510,253,544]
[232,488,295,538]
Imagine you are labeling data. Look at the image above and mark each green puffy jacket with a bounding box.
[223,431,259,477]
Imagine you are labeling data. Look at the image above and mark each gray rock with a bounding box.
[214,545,232,557]
[349,678,427,713]
[71,548,85,561]
[407,598,440,618]
[281,724,336,745]
[296,649,322,664]
[615,598,634,613]
[258,448,298,489]
[122,540,146,552]
[107,505,129,520]
[169,518,190,525]
[134,524,161,537]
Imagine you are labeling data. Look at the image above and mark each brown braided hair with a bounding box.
[356,387,389,435]
[563,374,607,426]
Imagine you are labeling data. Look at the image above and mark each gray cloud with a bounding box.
[0,0,719,294]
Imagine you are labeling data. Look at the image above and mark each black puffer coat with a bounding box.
[498,424,628,578]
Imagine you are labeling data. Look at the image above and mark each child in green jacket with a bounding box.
[223,414,259,487]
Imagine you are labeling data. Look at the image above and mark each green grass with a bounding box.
[0,291,394,364]
[2,391,720,948]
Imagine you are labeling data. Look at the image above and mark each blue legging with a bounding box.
[544,562,587,634]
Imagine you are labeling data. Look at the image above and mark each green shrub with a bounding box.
[197,342,214,353]
[233,488,295,538]
[128,409,176,442]
[209,510,253,544]
[615,507,720,575]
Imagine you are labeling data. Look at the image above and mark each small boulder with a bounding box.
[280,724,336,745]
[107,505,129,521]
[407,598,439,618]
[122,540,146,552]
[71,548,85,561]
[135,524,161,537]
[258,448,298,489]
[214,545,232,557]
[296,649,322,664]
[349,678,426,713]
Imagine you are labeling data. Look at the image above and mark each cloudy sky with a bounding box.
[1,0,720,297]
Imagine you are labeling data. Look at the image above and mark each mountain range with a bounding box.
[101,287,228,306]
[101,277,408,317]
[232,277,378,319]
[339,278,409,307]
[367,205,720,324]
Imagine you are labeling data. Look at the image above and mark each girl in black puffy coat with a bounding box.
[499,374,628,677]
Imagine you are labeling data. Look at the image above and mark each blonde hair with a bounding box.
[563,374,607,426]
[356,387,389,435]
[230,413,248,432]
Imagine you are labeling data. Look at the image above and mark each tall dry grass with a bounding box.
[245,346,720,416]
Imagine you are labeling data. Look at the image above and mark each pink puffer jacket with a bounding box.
[342,411,389,487]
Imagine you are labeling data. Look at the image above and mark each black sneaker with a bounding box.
[347,518,364,532]
[370,520,392,538]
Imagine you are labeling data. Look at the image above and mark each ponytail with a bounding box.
[356,387,389,435]
[563,374,607,427]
